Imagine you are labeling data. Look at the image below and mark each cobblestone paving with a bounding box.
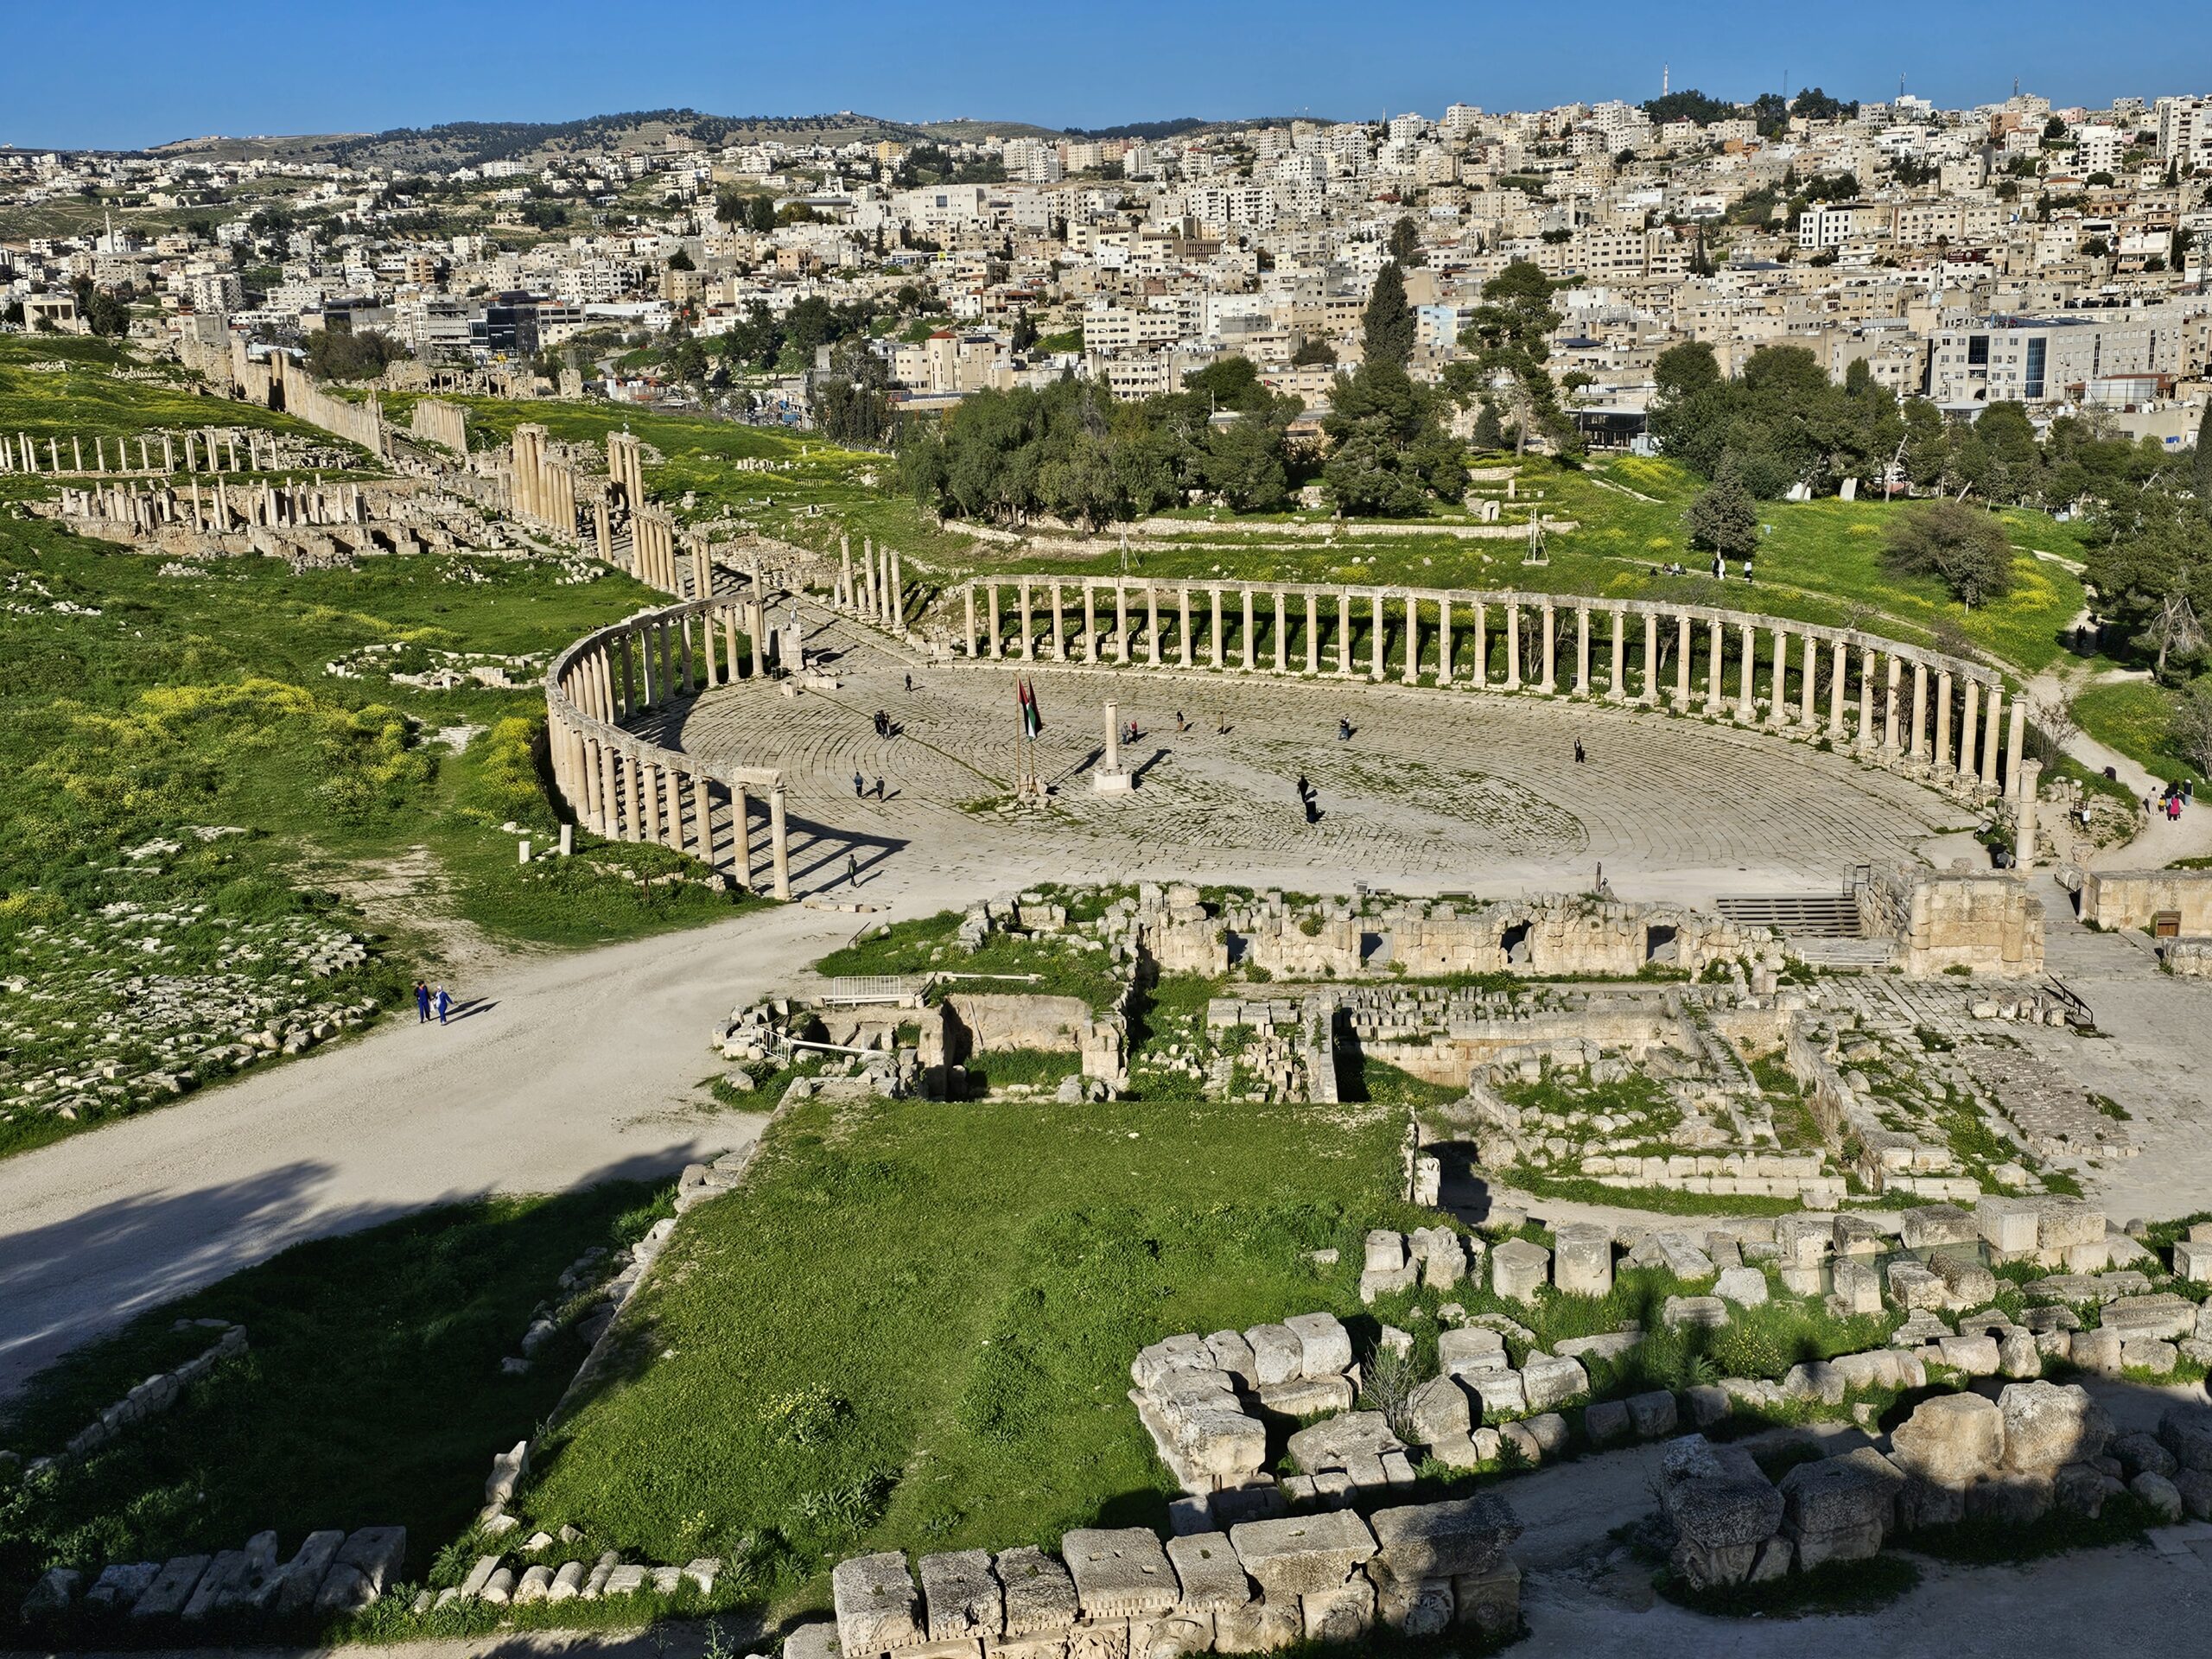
[663,613,1967,906]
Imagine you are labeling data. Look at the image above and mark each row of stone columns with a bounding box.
[548,607,791,899]
[957,579,2025,796]
[606,431,646,515]
[57,476,367,536]
[3,426,283,477]
[508,423,580,539]
[632,506,687,594]
[836,532,904,630]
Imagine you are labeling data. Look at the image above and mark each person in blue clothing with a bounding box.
[414,981,430,1023]
[435,984,453,1025]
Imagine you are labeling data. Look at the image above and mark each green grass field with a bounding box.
[0,1183,670,1624]
[2073,680,2190,779]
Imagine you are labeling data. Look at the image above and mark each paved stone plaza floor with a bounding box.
[662,612,1973,908]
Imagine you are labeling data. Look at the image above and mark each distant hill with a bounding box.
[130,109,1319,170]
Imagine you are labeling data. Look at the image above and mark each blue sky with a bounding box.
[4,0,2209,151]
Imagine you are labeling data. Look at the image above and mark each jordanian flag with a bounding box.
[1017,678,1044,739]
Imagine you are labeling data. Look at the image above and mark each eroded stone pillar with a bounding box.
[769,785,791,900]
[1371,590,1386,682]
[1640,611,1657,704]
[1338,590,1353,676]
[1504,601,1522,690]
[1304,591,1319,673]
[1705,616,1725,712]
[1052,581,1067,660]
[1674,613,1692,706]
[1437,596,1453,685]
[1116,584,1130,664]
[1020,579,1034,660]
[1908,663,1929,760]
[1883,656,1903,752]
[1245,588,1259,672]
[988,584,1003,659]
[1611,608,1628,701]
[2005,696,2026,797]
[1981,688,2003,788]
[1540,602,1556,692]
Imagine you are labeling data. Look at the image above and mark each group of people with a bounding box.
[1649,557,1754,582]
[412,981,453,1025]
[2156,779,2195,823]
[852,771,887,799]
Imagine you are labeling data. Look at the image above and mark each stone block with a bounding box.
[1489,1238,1550,1303]
[1064,1628,1124,1659]
[1406,1376,1474,1446]
[1658,1436,1783,1549]
[1975,1197,2041,1255]
[1255,1376,1354,1417]
[1627,1389,1678,1440]
[918,1550,1001,1642]
[2105,1294,2198,1342]
[784,1624,843,1659]
[1901,1205,1977,1249]
[1062,1529,1178,1619]
[996,1548,1079,1637]
[130,1555,212,1619]
[1964,1475,2053,1526]
[1359,1264,1419,1304]
[512,1566,553,1606]
[1164,1534,1249,1612]
[1713,1266,1769,1306]
[1365,1497,1521,1584]
[2122,1338,2180,1374]
[1936,1334,2000,1376]
[1437,1326,1507,1378]
[314,1527,404,1615]
[1777,1449,1903,1566]
[1409,1227,1466,1290]
[1300,1575,1374,1644]
[2173,1468,2212,1521]
[1373,1573,1453,1637]
[84,1563,158,1613]
[2069,1325,2122,1375]
[1928,1249,1999,1306]
[1552,1224,1613,1297]
[1520,1353,1588,1413]
[1662,1294,1728,1329]
[1243,1325,1302,1387]
[1209,1599,1300,1653]
[1173,1408,1267,1482]
[21,1568,80,1621]
[2180,1239,2212,1283]
[1890,1393,2004,1487]
[2158,1404,2212,1473]
[1229,1510,1376,1600]
[1452,1559,1521,1636]
[1686,1384,1731,1429]
[1999,1382,2111,1475]
[1203,1331,1257,1385]
[1585,1400,1631,1445]
[1363,1230,1407,1273]
[1287,1411,1403,1474]
[834,1552,923,1655]
[2133,1471,2185,1522]
[1830,1258,1881,1316]
[1282,1313,1351,1379]
[1471,1369,1527,1419]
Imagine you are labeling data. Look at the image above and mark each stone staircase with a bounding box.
[1714,893,1894,971]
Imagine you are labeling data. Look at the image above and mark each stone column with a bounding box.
[1116,584,1130,664]
[988,584,1003,659]
[1471,601,1488,686]
[1674,613,1692,707]
[1611,609,1628,701]
[1958,677,1980,779]
[1540,601,1556,692]
[1567,607,1586,695]
[729,781,752,887]
[1908,663,1929,760]
[1084,584,1098,662]
[1768,627,1790,725]
[1181,587,1195,667]
[1828,639,1849,735]
[2005,696,2027,798]
[1402,594,1421,684]
[1883,656,1903,752]
[1275,590,1289,673]
[1705,616,1725,712]
[691,775,714,862]
[841,534,854,607]
[1800,634,1819,726]
[1338,590,1354,676]
[1736,622,1756,720]
[1504,602,1522,690]
[1104,701,1121,772]
[723,610,740,683]
[1305,591,1319,673]
[1245,588,1259,672]
[1020,579,1034,660]
[1371,590,1387,681]
[888,550,903,627]
[769,785,792,901]
[1147,587,1161,665]
[1052,581,1067,660]
[1981,688,2003,788]
[634,760,656,844]
[963,585,977,655]
[2015,760,2044,870]
[1934,671,1954,773]
[1640,611,1658,704]
[1437,596,1453,685]
[1211,588,1225,671]
[597,741,620,838]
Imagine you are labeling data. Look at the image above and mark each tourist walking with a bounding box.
[1338,715,1351,742]
[1573,737,1586,764]
[874,776,886,799]
[904,672,912,693]
[435,984,452,1026]
[853,770,864,798]
[846,853,860,888]
[414,980,430,1024]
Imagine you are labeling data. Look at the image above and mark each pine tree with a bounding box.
[1686,452,1760,562]
[1362,262,1414,370]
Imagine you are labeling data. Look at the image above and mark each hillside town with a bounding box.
[4,90,2212,448]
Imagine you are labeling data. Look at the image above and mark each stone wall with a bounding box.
[1870,869,2044,977]
[2080,868,2212,934]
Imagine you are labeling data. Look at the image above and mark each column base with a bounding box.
[1093,769,1135,794]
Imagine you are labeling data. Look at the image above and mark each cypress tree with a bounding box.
[1362,262,1414,371]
